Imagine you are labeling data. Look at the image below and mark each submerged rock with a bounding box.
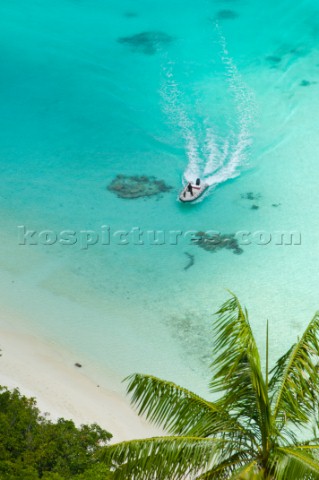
[266,44,309,69]
[192,232,243,255]
[107,174,172,199]
[266,55,282,64]
[240,192,261,210]
[288,44,308,58]
[241,192,261,201]
[216,9,239,20]
[123,11,138,18]
[117,31,174,54]
[299,79,317,87]
[184,252,195,271]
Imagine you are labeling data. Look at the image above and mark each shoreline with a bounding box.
[0,322,160,443]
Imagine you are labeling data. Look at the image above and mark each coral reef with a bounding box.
[107,174,172,199]
[192,232,243,255]
[117,31,174,54]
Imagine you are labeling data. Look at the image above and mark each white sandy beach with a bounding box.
[0,323,160,443]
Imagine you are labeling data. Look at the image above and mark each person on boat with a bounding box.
[187,183,193,196]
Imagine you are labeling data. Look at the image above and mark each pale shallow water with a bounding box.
[1,0,319,398]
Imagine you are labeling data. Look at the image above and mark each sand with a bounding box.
[0,322,160,443]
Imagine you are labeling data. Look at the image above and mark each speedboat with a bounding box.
[179,178,209,203]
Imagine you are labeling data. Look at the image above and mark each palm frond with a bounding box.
[210,295,271,445]
[227,459,261,479]
[272,446,319,480]
[269,312,319,428]
[105,298,319,480]
[124,373,252,441]
[196,450,253,479]
[100,436,227,480]
[296,439,319,447]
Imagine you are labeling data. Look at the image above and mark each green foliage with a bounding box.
[0,461,40,480]
[0,386,112,479]
[73,463,113,479]
[102,294,319,479]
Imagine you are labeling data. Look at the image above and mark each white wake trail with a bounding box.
[161,64,202,181]
[205,24,256,188]
[160,29,256,200]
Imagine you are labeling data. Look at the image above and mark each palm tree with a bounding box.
[101,294,319,479]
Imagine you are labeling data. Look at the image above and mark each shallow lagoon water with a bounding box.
[1,0,319,396]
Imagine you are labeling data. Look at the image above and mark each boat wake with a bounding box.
[160,24,256,202]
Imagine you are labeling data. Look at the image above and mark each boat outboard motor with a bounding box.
[196,178,200,186]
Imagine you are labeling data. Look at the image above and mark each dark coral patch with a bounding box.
[192,232,243,255]
[241,192,261,201]
[266,44,309,70]
[300,79,311,86]
[107,175,172,199]
[123,11,138,18]
[266,55,282,64]
[216,9,239,20]
[240,193,262,210]
[299,79,317,87]
[117,31,174,55]
[184,252,195,271]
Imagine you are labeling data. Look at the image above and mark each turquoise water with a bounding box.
[1,0,319,395]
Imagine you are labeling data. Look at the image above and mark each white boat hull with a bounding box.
[179,182,209,203]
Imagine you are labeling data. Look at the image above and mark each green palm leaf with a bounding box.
[269,312,319,428]
[273,446,319,480]
[210,295,271,446]
[100,436,227,480]
[227,459,261,479]
[196,451,254,479]
[124,373,252,440]
[100,295,319,479]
